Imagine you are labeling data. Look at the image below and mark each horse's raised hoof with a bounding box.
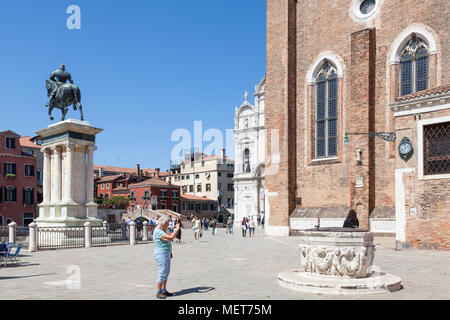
[50,117,54,121]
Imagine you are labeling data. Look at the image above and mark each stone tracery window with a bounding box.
[315,62,338,158]
[400,35,429,96]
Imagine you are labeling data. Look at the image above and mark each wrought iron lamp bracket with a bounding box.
[345,132,397,142]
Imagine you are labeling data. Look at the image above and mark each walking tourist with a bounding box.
[136,219,143,238]
[257,214,261,226]
[227,216,233,234]
[249,219,256,237]
[241,218,247,237]
[149,217,155,234]
[210,218,217,236]
[192,215,202,242]
[175,217,182,243]
[126,216,133,224]
[343,210,359,229]
[153,214,180,299]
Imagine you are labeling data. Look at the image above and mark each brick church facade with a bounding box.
[265,0,449,249]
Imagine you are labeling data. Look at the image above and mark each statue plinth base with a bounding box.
[35,119,103,229]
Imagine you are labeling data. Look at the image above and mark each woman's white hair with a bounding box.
[158,214,170,226]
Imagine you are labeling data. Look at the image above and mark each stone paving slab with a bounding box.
[0,227,449,300]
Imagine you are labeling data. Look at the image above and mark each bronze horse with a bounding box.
[46,80,84,121]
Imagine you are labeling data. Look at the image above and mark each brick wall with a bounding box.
[395,108,450,250]
[266,0,449,236]
[266,0,297,230]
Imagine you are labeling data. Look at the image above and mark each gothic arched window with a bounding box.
[400,35,429,96]
[315,62,338,158]
[243,148,251,173]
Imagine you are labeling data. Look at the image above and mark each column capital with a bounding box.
[50,145,63,153]
[86,145,95,153]
[66,142,77,152]
[41,147,53,155]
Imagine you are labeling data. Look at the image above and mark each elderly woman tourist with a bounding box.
[153,214,180,299]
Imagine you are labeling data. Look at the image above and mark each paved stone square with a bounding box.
[0,227,449,300]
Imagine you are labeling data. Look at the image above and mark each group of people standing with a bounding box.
[238,213,265,238]
[240,217,257,237]
[190,215,218,242]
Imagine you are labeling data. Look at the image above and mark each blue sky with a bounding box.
[0,0,266,170]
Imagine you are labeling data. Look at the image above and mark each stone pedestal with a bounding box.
[35,119,103,228]
[278,228,402,295]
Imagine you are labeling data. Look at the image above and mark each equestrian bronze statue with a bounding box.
[45,64,84,121]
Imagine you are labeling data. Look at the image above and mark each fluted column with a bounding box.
[42,148,52,204]
[86,145,95,204]
[63,143,76,203]
[52,146,62,203]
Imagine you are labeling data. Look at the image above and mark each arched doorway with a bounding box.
[0,215,3,226]
[218,215,224,223]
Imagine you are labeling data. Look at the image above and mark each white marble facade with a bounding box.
[35,120,103,227]
[233,77,266,226]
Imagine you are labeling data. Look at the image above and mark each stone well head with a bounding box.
[298,229,375,279]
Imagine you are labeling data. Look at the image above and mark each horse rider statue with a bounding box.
[46,64,73,107]
[45,64,84,121]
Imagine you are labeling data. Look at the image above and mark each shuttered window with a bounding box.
[4,163,16,176]
[6,137,15,149]
[315,62,338,159]
[6,187,16,202]
[25,165,35,177]
[23,188,34,205]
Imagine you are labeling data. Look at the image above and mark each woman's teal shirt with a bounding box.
[153,229,172,252]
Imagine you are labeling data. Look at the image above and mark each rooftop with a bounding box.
[180,194,215,201]
[129,177,174,188]
[94,165,156,175]
[19,136,41,149]
[97,175,124,183]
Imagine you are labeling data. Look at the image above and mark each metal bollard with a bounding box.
[130,221,136,245]
[8,221,17,244]
[143,221,149,241]
[28,222,37,252]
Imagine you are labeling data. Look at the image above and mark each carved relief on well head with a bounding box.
[299,245,374,278]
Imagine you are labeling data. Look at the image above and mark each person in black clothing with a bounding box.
[343,210,359,229]
[175,217,182,243]
[136,220,143,239]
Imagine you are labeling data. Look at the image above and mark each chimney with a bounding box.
[136,164,142,182]
[99,167,104,178]
[221,148,226,164]
[156,168,161,177]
